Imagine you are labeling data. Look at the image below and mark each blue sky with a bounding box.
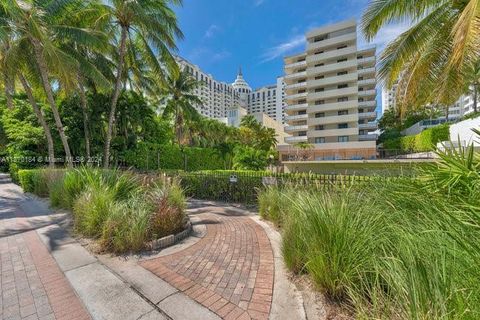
[174,0,408,90]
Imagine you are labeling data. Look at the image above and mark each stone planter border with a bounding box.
[147,219,193,250]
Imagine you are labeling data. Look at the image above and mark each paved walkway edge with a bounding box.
[249,216,307,320]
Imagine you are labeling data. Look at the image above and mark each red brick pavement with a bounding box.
[0,198,91,320]
[141,208,274,320]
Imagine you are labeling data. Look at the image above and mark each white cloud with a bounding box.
[187,47,231,63]
[204,24,221,39]
[254,0,265,7]
[260,34,306,63]
[212,50,231,61]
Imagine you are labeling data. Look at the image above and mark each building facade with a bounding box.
[246,77,286,124]
[280,19,378,160]
[176,57,240,119]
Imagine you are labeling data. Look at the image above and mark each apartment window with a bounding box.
[338,123,348,129]
[314,63,324,67]
[338,136,349,142]
[315,50,324,55]
[297,58,306,62]
[299,131,307,136]
[359,87,364,91]
[337,58,347,63]
[314,35,328,42]
[298,89,306,93]
[337,45,347,49]
[337,71,348,76]
[298,110,307,115]
[315,112,325,118]
[315,137,326,144]
[298,99,307,104]
[315,75,324,80]
[338,110,348,115]
[338,97,349,102]
[358,98,364,102]
[338,84,348,89]
[315,125,324,131]
[358,76,364,80]
[315,88,325,92]
[358,55,363,59]
[315,100,325,105]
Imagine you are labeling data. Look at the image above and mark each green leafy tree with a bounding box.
[233,147,269,171]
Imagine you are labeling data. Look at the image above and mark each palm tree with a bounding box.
[162,69,202,144]
[1,0,106,167]
[362,0,480,112]
[100,0,183,168]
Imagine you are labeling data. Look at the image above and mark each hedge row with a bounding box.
[122,142,225,171]
[383,124,450,152]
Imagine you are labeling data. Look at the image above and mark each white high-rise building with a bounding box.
[176,57,240,119]
[280,19,378,160]
[382,82,398,114]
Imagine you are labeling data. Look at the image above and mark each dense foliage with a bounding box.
[258,142,480,319]
[383,124,450,152]
[18,168,187,253]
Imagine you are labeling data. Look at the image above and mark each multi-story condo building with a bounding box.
[382,82,398,114]
[247,77,285,123]
[280,19,378,160]
[176,57,240,119]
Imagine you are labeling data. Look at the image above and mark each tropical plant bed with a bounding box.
[258,144,480,319]
[17,167,190,253]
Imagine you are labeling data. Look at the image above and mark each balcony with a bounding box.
[308,86,358,101]
[358,67,376,76]
[285,81,307,90]
[285,125,308,132]
[358,78,376,86]
[307,60,357,76]
[308,100,358,113]
[285,60,307,70]
[358,89,376,97]
[284,70,307,81]
[307,32,356,52]
[286,91,308,101]
[359,100,376,108]
[357,56,376,65]
[358,122,378,130]
[358,111,377,119]
[309,127,358,138]
[285,103,308,112]
[307,46,357,65]
[285,114,308,121]
[358,134,378,141]
[308,114,358,126]
[285,135,308,144]
[307,73,357,88]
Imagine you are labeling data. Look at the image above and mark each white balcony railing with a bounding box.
[284,71,307,80]
[358,78,376,86]
[286,91,308,100]
[358,89,377,97]
[285,135,308,143]
[359,100,376,108]
[285,60,307,69]
[358,134,378,141]
[358,111,377,119]
[358,122,378,130]
[357,56,376,65]
[285,125,308,132]
[285,81,307,90]
[358,67,376,75]
[285,114,308,121]
[285,103,309,112]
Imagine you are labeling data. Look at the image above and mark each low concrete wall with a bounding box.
[447,116,480,147]
[283,159,434,176]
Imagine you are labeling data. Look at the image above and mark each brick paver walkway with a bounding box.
[141,205,274,320]
[0,182,91,320]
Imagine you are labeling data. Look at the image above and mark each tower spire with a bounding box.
[238,66,242,77]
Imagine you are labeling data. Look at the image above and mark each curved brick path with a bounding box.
[141,205,274,320]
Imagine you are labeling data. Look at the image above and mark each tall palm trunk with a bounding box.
[3,72,14,110]
[104,26,128,168]
[474,84,478,113]
[31,38,73,167]
[77,75,91,160]
[19,74,55,168]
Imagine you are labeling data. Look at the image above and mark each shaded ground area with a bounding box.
[0,175,90,320]
[141,204,274,320]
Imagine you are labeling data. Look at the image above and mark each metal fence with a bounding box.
[165,170,389,204]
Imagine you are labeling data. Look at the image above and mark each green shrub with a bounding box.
[18,169,64,197]
[383,124,450,153]
[101,195,151,253]
[258,186,296,227]
[18,169,35,192]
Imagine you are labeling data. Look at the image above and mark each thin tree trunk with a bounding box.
[3,72,14,110]
[19,74,55,168]
[445,105,449,121]
[31,38,73,167]
[78,75,91,161]
[104,26,128,168]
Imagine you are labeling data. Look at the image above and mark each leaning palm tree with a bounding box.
[362,0,480,113]
[100,0,183,168]
[464,60,480,113]
[161,69,202,144]
[1,0,106,167]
